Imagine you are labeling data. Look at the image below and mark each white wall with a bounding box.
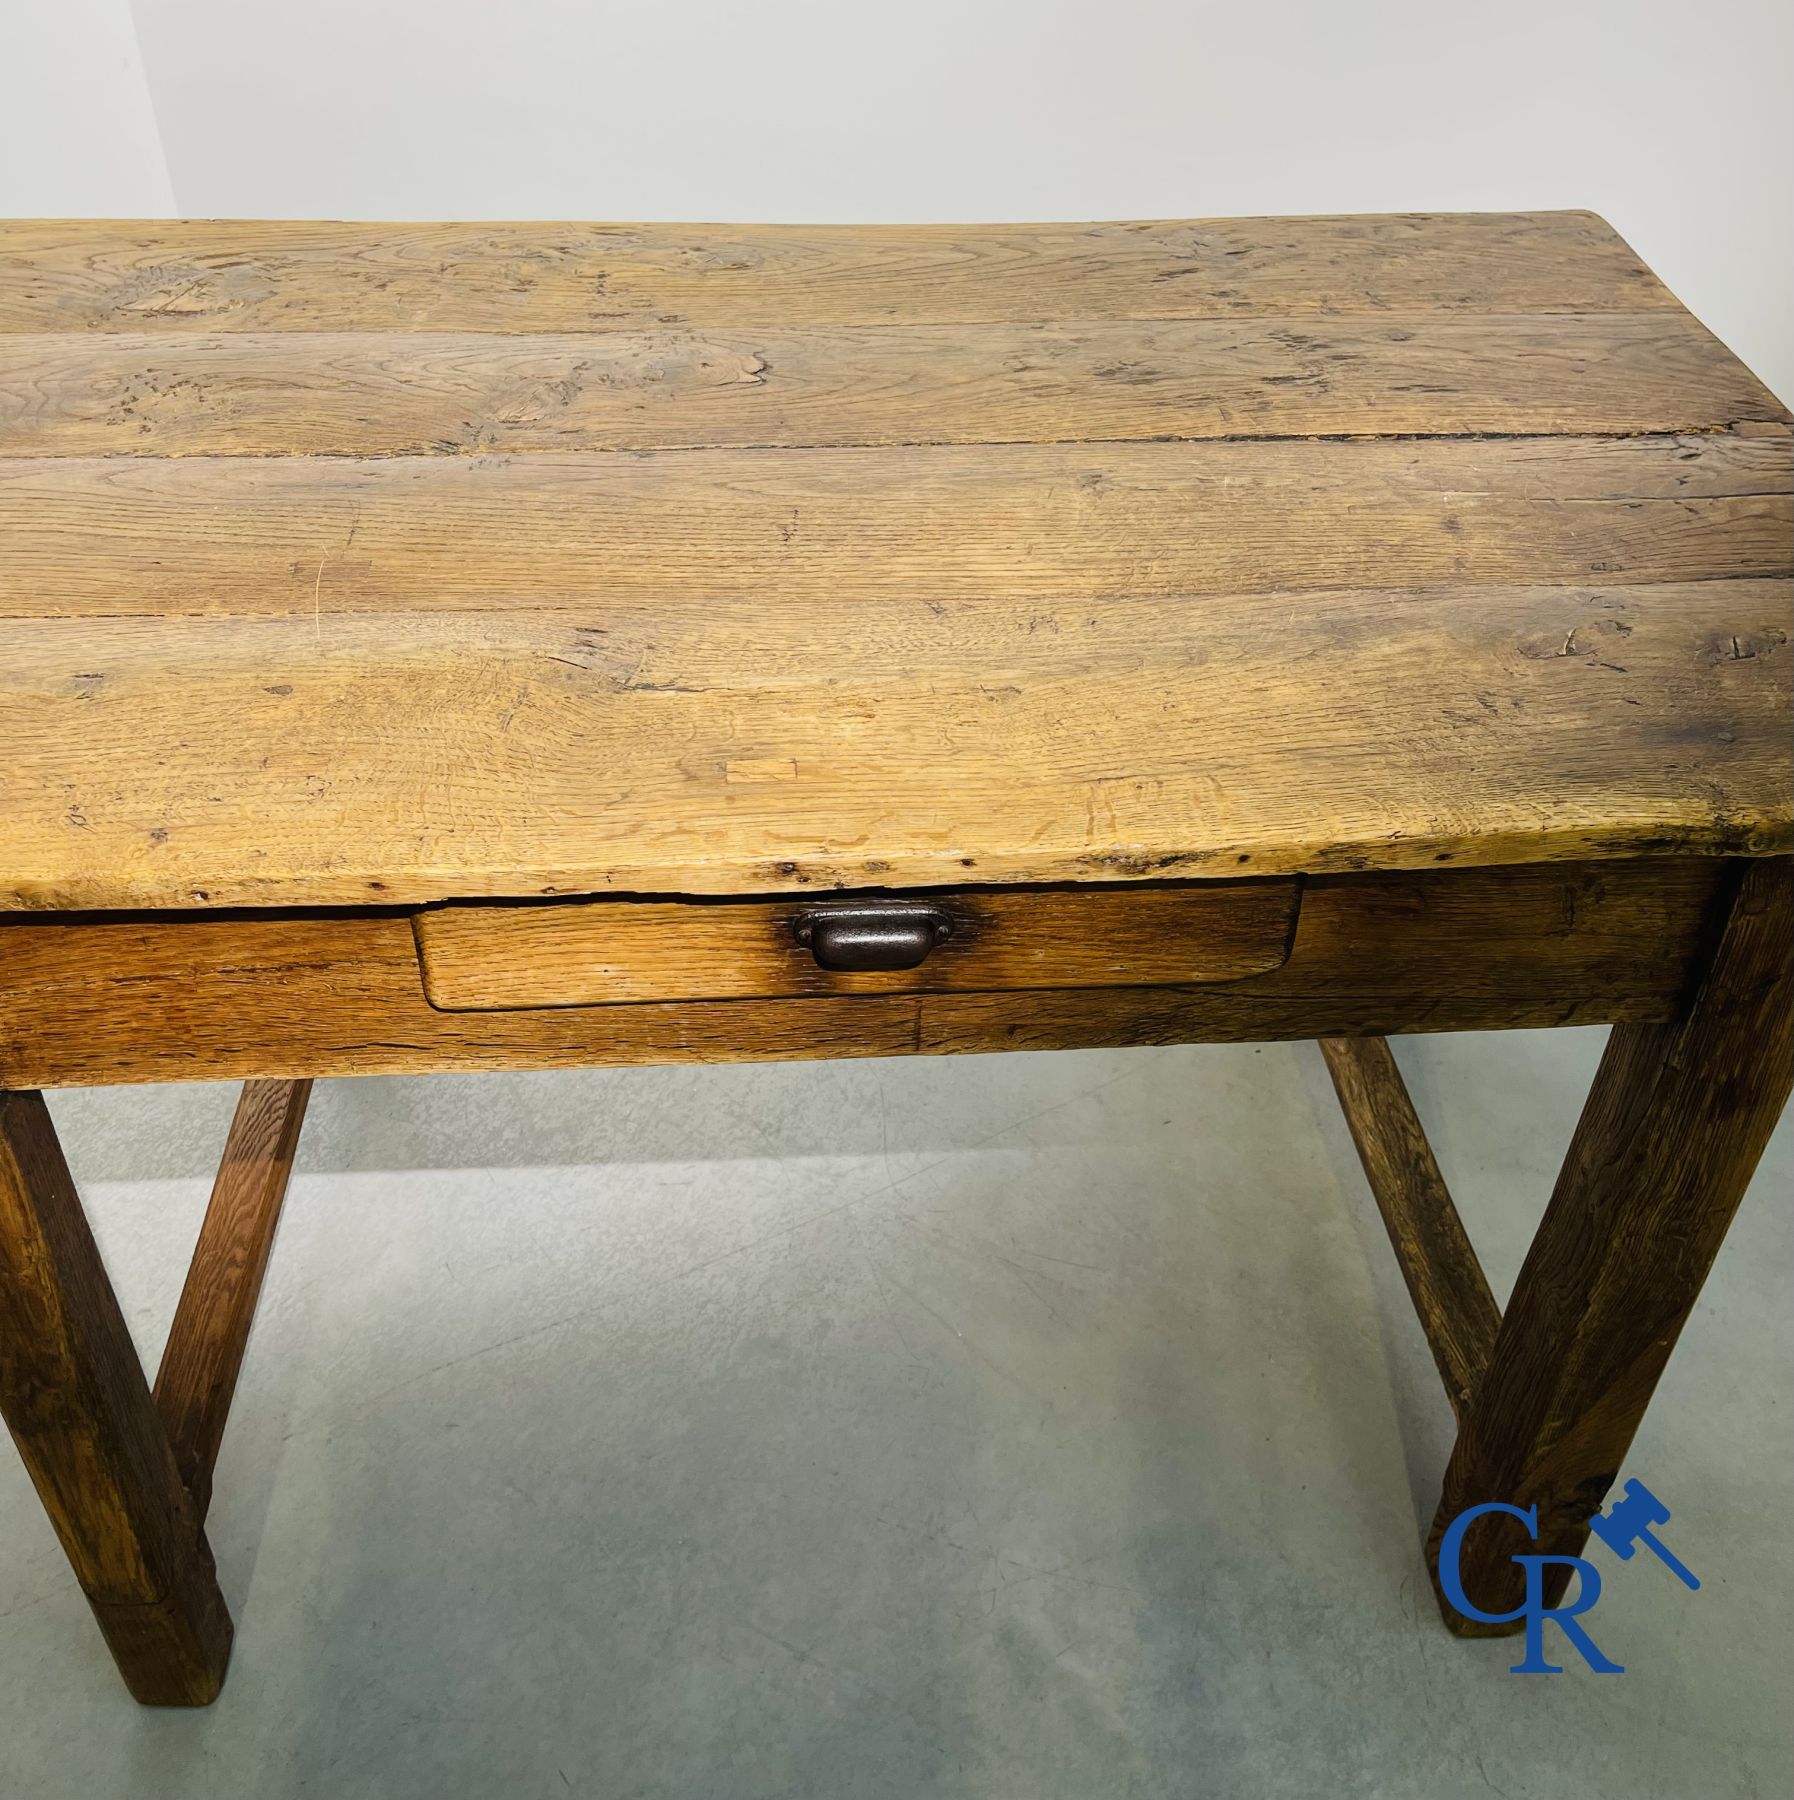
[5,0,1792,399]
[0,0,172,214]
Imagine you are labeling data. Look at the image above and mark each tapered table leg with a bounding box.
[155,1079,311,1520]
[1427,859,1792,1632]
[0,1090,233,1704]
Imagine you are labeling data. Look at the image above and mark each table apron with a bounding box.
[0,857,1741,1089]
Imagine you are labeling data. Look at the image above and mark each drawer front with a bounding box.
[413,879,1301,1011]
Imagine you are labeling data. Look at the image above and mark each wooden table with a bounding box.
[1,212,1788,1705]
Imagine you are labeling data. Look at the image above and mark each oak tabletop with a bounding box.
[0,212,1788,912]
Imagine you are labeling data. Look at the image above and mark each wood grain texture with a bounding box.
[1,214,1786,911]
[0,214,1682,335]
[1426,856,1793,1634]
[415,880,1300,1008]
[0,1090,233,1703]
[1319,1036,1501,1420]
[6,431,1788,621]
[0,861,1727,1088]
[3,312,1780,457]
[152,1079,310,1520]
[1,572,1785,911]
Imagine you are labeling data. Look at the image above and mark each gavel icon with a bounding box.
[1587,1478,1699,1590]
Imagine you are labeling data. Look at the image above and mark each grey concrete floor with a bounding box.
[1,1029,1788,1799]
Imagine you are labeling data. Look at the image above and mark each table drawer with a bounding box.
[413,879,1301,1011]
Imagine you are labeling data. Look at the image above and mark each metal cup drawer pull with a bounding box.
[792,902,956,972]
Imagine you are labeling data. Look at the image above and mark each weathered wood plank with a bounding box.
[3,312,1780,456]
[152,1078,310,1520]
[0,214,1680,335]
[1319,1036,1501,1420]
[0,577,1785,910]
[1,431,1786,625]
[0,1089,233,1703]
[0,862,1727,1088]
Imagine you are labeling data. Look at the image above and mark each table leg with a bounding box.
[1426,858,1792,1633]
[0,1089,233,1704]
[155,1079,311,1520]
